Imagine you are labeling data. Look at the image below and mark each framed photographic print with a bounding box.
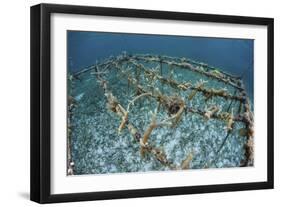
[30,3,274,203]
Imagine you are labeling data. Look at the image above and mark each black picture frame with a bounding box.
[30,3,274,204]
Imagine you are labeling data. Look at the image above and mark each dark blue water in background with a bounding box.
[67,31,254,99]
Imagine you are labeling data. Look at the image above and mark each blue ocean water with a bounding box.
[67,31,254,175]
[68,31,254,99]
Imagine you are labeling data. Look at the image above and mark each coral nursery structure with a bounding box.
[67,53,254,175]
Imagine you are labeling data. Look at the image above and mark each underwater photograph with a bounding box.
[67,31,254,176]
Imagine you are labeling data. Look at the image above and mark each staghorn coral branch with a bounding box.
[118,111,128,134]
[204,106,219,120]
[188,79,207,100]
[159,102,185,127]
[141,103,160,146]
[226,108,234,132]
[141,117,157,145]
[127,92,152,112]
[118,93,153,134]
[181,152,193,170]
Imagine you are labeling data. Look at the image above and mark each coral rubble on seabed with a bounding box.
[67,53,254,175]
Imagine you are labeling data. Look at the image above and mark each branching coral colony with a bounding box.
[67,52,254,175]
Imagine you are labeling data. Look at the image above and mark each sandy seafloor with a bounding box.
[68,60,251,175]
